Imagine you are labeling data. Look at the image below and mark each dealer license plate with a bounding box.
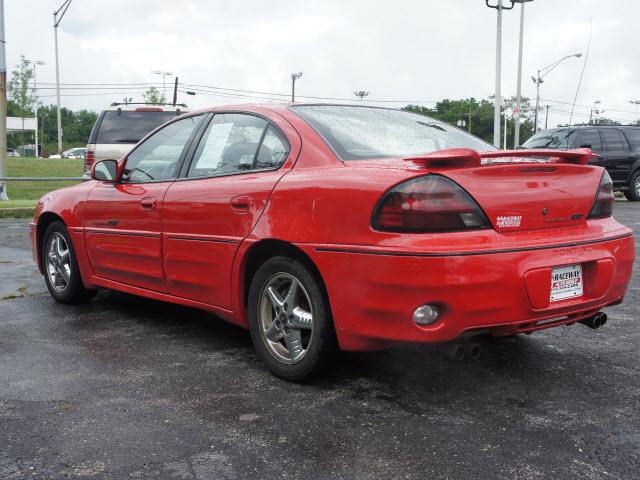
[550,264,583,302]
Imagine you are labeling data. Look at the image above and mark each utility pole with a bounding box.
[54,0,72,156]
[0,0,7,200]
[544,105,549,129]
[172,77,178,106]
[291,72,303,102]
[468,108,472,133]
[513,0,533,148]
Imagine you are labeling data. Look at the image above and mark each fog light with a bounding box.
[413,304,440,326]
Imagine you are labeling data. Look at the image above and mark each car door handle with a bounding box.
[230,196,250,212]
[140,197,156,209]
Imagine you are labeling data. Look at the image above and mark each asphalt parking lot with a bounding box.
[1,202,638,480]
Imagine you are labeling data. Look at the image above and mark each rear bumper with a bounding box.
[304,233,635,351]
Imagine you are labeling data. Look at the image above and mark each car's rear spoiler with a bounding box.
[405,147,593,169]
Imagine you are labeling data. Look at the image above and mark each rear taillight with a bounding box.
[587,171,614,219]
[84,149,95,174]
[372,175,490,233]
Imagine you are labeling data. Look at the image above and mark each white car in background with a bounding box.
[48,147,87,159]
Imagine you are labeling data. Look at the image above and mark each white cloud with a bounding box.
[5,0,639,128]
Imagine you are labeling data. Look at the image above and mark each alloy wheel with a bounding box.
[258,272,314,364]
[46,232,72,293]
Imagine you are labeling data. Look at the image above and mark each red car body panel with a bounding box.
[30,104,635,351]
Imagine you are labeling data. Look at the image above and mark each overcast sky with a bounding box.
[5,0,640,130]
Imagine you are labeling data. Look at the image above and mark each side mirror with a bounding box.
[91,159,119,182]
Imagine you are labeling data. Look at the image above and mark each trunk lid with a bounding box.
[444,162,602,232]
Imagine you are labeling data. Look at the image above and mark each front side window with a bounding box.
[522,128,579,149]
[188,114,280,178]
[121,116,201,183]
[290,105,493,160]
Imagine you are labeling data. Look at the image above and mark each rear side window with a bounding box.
[578,129,602,151]
[601,129,628,151]
[622,128,640,150]
[93,111,181,144]
[256,126,289,168]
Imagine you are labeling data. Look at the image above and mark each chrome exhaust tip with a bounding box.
[579,312,608,330]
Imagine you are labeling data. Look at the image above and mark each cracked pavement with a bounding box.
[0,202,638,479]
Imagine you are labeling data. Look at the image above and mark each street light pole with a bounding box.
[27,60,45,157]
[151,71,173,101]
[630,100,640,125]
[0,0,7,200]
[291,72,302,102]
[513,0,533,148]
[532,53,582,132]
[485,0,514,148]
[54,0,72,156]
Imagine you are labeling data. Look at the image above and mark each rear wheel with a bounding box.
[624,171,640,201]
[248,256,337,381]
[42,221,96,304]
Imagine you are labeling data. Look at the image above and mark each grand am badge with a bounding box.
[496,215,522,228]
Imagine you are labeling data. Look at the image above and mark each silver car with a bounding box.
[85,103,187,175]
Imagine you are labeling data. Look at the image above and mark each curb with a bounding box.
[0,208,35,219]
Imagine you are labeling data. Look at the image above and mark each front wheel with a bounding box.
[624,171,640,201]
[248,256,337,381]
[42,221,96,304]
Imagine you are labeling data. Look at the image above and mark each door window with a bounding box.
[121,115,201,183]
[601,129,628,151]
[579,129,602,151]
[188,114,268,178]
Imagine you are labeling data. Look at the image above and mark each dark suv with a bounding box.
[522,125,640,201]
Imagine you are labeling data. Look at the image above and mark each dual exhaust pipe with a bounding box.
[438,341,481,361]
[437,311,607,360]
[579,312,608,330]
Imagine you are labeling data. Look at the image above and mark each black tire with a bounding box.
[41,221,96,304]
[624,171,640,201]
[248,256,337,381]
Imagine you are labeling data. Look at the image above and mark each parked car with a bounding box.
[7,148,20,157]
[30,105,634,380]
[84,103,188,176]
[48,147,87,160]
[65,147,87,159]
[522,125,640,201]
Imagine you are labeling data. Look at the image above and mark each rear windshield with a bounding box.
[522,128,579,149]
[93,111,181,144]
[290,105,494,160]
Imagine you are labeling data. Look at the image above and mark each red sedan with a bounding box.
[30,104,635,380]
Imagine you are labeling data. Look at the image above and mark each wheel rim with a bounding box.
[258,272,314,364]
[635,176,640,196]
[46,232,71,293]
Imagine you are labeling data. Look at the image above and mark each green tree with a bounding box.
[404,97,536,148]
[143,86,166,105]
[8,55,37,147]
